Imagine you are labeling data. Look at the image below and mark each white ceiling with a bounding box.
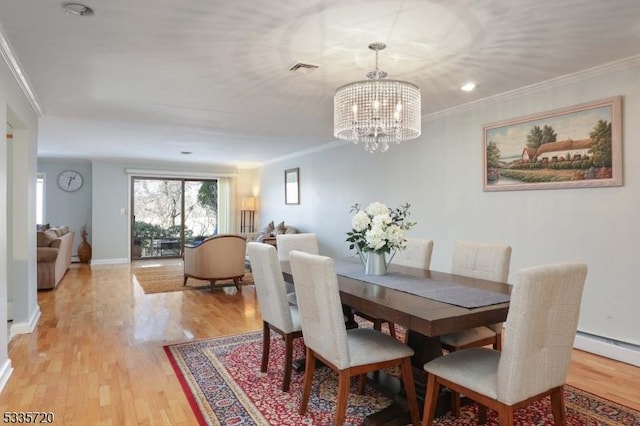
[1,0,639,167]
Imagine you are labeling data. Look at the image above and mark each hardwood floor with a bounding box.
[1,262,638,425]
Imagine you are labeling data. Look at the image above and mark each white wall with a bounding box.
[258,59,640,362]
[91,160,238,263]
[37,160,92,261]
[0,46,40,390]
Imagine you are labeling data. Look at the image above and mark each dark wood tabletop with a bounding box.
[281,259,511,338]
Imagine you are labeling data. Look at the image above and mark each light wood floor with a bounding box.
[1,262,638,425]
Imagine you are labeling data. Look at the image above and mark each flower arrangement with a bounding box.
[346,202,415,255]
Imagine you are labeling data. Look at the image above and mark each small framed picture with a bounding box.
[284,168,300,205]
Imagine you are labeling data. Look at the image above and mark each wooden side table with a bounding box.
[262,237,277,248]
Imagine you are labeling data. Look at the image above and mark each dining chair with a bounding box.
[439,241,511,416]
[275,233,319,304]
[289,251,420,426]
[355,238,434,339]
[247,242,303,392]
[276,233,319,260]
[440,241,512,352]
[422,262,588,426]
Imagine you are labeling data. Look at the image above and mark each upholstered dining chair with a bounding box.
[355,238,434,339]
[440,241,512,353]
[275,233,319,304]
[422,262,588,426]
[289,251,420,426]
[276,233,319,260]
[439,241,511,416]
[183,234,246,290]
[247,242,303,392]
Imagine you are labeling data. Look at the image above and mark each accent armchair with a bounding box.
[183,234,247,290]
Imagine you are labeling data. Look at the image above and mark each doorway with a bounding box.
[131,177,218,259]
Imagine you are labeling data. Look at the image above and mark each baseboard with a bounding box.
[574,332,640,367]
[0,358,14,393]
[90,258,130,265]
[9,305,41,339]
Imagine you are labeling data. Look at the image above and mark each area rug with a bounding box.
[164,330,640,426]
[133,263,254,294]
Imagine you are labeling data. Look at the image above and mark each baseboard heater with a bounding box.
[574,331,640,367]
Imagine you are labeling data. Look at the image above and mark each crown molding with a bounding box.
[0,23,43,116]
[423,54,640,122]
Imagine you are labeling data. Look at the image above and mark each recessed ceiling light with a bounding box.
[63,3,94,17]
[460,82,476,92]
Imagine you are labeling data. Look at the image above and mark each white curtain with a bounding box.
[217,177,231,234]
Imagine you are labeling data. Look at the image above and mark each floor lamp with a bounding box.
[240,197,256,233]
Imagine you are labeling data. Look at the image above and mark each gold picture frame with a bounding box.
[285,168,300,205]
[483,96,622,191]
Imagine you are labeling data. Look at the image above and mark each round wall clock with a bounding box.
[57,170,83,192]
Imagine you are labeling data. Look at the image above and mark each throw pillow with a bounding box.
[37,230,57,247]
[273,221,286,235]
[261,221,275,236]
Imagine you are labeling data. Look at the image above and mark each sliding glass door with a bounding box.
[131,177,218,259]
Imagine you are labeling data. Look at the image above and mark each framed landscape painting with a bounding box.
[483,96,622,191]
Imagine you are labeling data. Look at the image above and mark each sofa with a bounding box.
[241,220,298,245]
[37,226,74,289]
[241,221,298,269]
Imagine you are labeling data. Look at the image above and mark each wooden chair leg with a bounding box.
[388,321,397,338]
[399,358,420,426]
[478,404,488,424]
[451,390,461,417]
[497,403,515,426]
[233,277,241,290]
[299,349,316,415]
[550,386,567,425]
[282,334,294,392]
[209,279,217,290]
[335,369,351,426]
[183,275,188,286]
[261,322,270,373]
[357,374,366,395]
[422,373,440,426]
[373,319,382,332]
[494,332,502,351]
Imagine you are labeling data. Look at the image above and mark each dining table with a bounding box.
[281,257,512,425]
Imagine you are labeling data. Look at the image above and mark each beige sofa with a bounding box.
[241,221,298,270]
[37,226,74,289]
[241,221,298,245]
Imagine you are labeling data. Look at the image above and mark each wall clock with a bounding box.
[57,170,83,192]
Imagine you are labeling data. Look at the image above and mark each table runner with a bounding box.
[334,259,510,309]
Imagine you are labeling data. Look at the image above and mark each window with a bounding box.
[36,173,45,225]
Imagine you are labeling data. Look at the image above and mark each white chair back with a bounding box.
[498,263,587,404]
[289,251,351,369]
[451,241,511,282]
[247,242,295,333]
[276,233,319,261]
[392,238,434,269]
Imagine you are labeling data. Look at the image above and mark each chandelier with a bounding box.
[334,43,421,153]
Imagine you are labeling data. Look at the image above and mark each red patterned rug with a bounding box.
[164,330,640,426]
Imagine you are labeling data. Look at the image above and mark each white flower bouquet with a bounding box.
[346,201,415,255]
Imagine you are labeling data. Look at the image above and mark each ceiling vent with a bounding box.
[289,61,320,74]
